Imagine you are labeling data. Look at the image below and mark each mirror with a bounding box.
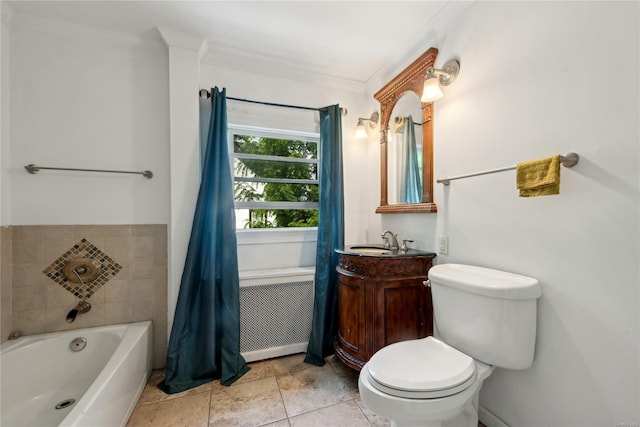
[387,93,423,204]
[375,47,438,213]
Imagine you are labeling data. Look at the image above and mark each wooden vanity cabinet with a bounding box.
[334,253,435,371]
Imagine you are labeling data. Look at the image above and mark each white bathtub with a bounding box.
[1,321,152,427]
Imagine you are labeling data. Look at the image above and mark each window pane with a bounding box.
[234,181,318,203]
[234,135,317,160]
[231,130,319,229]
[233,158,318,182]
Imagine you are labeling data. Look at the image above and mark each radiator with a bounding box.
[239,268,315,362]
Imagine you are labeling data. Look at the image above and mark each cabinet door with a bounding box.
[336,273,366,365]
[373,278,430,352]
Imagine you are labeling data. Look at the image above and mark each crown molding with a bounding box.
[365,0,474,97]
[8,9,165,55]
[156,27,207,58]
[201,45,367,94]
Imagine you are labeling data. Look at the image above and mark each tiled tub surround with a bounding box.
[2,224,167,368]
[43,238,124,299]
[1,227,13,341]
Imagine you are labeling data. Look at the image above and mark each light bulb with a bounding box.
[421,76,444,102]
[355,123,368,139]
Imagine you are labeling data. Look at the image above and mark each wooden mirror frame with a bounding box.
[375,47,438,213]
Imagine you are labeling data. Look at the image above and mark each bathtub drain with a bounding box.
[55,399,76,410]
[69,337,87,352]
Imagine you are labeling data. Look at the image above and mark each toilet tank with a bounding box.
[428,264,541,369]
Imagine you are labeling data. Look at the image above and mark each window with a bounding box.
[229,125,319,229]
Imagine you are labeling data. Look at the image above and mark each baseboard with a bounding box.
[479,405,509,427]
[241,342,308,363]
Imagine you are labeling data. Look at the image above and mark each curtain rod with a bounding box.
[198,89,347,115]
[199,88,318,112]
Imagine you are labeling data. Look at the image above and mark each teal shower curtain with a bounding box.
[159,87,249,394]
[401,115,422,203]
[305,104,344,366]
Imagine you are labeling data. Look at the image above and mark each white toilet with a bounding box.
[358,263,541,427]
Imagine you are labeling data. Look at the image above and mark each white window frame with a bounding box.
[228,124,320,232]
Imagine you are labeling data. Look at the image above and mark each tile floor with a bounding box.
[127,353,486,427]
[127,353,386,427]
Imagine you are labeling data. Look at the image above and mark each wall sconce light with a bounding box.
[355,112,379,139]
[421,59,460,103]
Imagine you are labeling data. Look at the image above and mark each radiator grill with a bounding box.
[239,278,314,361]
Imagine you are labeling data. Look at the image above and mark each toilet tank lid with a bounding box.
[428,264,541,300]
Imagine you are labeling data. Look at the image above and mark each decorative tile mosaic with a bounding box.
[43,238,123,299]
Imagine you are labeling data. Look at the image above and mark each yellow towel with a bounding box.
[516,155,561,197]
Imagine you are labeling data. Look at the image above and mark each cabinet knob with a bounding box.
[423,280,431,287]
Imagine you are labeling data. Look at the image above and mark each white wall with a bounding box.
[1,4,11,226]
[4,3,638,424]
[367,2,639,425]
[6,15,170,225]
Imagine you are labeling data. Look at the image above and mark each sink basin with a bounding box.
[337,245,437,258]
[348,245,393,256]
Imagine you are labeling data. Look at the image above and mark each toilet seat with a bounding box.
[366,337,477,399]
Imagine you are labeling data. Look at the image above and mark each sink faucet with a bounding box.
[381,230,399,251]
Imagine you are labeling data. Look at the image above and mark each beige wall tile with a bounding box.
[42,238,77,266]
[153,347,167,370]
[153,322,167,356]
[105,301,131,325]
[129,258,155,280]
[1,226,13,342]
[73,303,106,329]
[131,278,156,299]
[130,236,154,258]
[12,264,46,288]
[10,224,167,368]
[74,224,131,239]
[89,286,105,305]
[14,310,46,335]
[130,224,162,237]
[102,237,132,263]
[13,239,44,265]
[13,286,45,312]
[129,297,154,323]
[104,279,131,303]
[44,282,77,308]
[12,225,73,240]
[44,307,78,333]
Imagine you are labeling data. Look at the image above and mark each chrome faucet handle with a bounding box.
[381,230,399,250]
[400,239,414,252]
[382,237,390,249]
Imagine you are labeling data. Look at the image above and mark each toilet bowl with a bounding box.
[358,336,494,427]
[357,264,541,427]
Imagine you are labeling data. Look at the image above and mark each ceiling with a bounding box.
[5,1,456,85]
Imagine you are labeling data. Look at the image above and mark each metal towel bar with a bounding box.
[437,152,578,185]
[25,164,153,179]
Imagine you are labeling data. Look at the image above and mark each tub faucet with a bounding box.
[66,269,92,323]
[381,230,399,251]
[66,300,91,323]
